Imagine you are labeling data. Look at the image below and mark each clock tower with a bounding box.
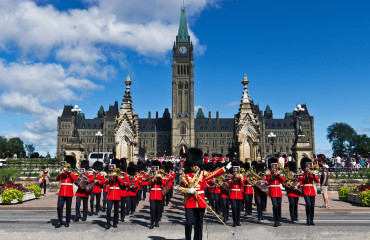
[171,7,195,156]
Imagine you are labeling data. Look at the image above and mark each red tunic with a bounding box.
[266,174,286,198]
[148,177,167,200]
[286,187,301,198]
[141,173,148,186]
[299,173,319,196]
[92,173,104,194]
[75,173,94,197]
[179,167,225,209]
[126,177,139,197]
[243,175,254,195]
[56,172,78,197]
[119,173,130,197]
[228,178,245,200]
[104,176,125,201]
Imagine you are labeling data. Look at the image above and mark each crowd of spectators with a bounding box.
[314,154,369,172]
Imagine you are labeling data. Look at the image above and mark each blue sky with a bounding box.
[0,0,369,157]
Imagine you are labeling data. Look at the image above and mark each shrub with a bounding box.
[1,189,24,203]
[0,167,21,185]
[339,187,351,201]
[27,185,42,198]
[359,190,370,207]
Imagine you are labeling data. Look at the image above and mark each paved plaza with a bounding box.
[0,191,369,240]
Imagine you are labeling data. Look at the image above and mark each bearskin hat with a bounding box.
[92,161,103,171]
[64,155,76,169]
[300,157,312,170]
[119,158,127,172]
[243,162,251,171]
[251,161,258,171]
[80,160,89,170]
[256,163,266,174]
[137,161,144,172]
[127,165,136,176]
[268,157,278,170]
[286,161,297,173]
[184,148,204,173]
[151,160,161,169]
[111,159,120,169]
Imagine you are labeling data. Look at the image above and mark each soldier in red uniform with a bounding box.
[140,161,150,201]
[253,163,267,222]
[179,148,232,240]
[119,159,130,222]
[299,158,320,226]
[285,161,301,223]
[126,163,139,215]
[228,162,245,227]
[220,172,230,223]
[266,158,286,227]
[148,161,168,229]
[90,161,104,215]
[55,162,78,228]
[74,162,94,222]
[104,165,126,229]
[242,162,253,216]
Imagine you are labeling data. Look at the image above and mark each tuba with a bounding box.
[283,168,301,195]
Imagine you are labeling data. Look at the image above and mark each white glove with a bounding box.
[226,162,232,170]
[188,188,196,194]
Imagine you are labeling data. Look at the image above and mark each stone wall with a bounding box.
[328,179,368,191]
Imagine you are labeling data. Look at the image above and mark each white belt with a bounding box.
[196,191,205,194]
[303,184,313,187]
[109,187,120,190]
[151,188,161,191]
[61,183,72,186]
[245,185,252,187]
[231,189,241,191]
[269,185,280,187]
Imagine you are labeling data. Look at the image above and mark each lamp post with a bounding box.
[95,131,103,160]
[268,132,276,156]
[71,105,81,138]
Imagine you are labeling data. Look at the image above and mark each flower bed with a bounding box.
[340,184,370,207]
[0,184,41,204]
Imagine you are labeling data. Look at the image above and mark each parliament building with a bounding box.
[56,8,315,162]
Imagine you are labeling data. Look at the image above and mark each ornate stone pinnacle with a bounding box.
[241,74,250,103]
[123,75,132,103]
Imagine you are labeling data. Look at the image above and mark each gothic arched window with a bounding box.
[179,82,183,89]
[181,125,186,135]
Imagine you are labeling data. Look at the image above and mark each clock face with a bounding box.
[179,46,187,54]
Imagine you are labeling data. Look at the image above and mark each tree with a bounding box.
[30,152,40,159]
[350,134,370,158]
[327,122,356,157]
[25,144,35,158]
[7,137,26,158]
[45,152,51,159]
[0,136,7,158]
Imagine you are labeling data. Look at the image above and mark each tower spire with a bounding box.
[177,7,189,42]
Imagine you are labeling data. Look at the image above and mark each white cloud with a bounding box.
[364,119,370,123]
[356,128,370,133]
[224,101,240,108]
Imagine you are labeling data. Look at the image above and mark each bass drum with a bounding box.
[255,179,269,195]
[74,174,89,190]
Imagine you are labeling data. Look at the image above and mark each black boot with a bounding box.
[55,222,63,228]
[73,217,79,222]
[104,223,111,229]
[155,222,159,227]
[149,223,154,229]
[273,221,278,227]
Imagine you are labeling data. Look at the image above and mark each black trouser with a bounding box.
[90,192,101,213]
[150,199,161,224]
[165,190,171,205]
[214,193,221,214]
[185,208,205,240]
[261,195,267,211]
[243,193,253,214]
[126,196,136,213]
[254,195,263,219]
[303,195,316,223]
[288,196,299,221]
[137,189,142,204]
[76,196,88,219]
[40,181,46,195]
[221,197,230,219]
[230,199,242,224]
[142,185,148,200]
[209,192,215,209]
[120,196,126,221]
[270,197,282,222]
[107,200,120,225]
[160,199,165,218]
[102,192,108,210]
[57,196,72,224]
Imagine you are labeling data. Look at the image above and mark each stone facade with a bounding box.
[56,7,315,161]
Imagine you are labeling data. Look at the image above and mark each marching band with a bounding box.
[54,148,323,239]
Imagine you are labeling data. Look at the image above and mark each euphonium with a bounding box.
[312,164,320,175]
[158,169,165,177]
[214,174,227,187]
[112,168,121,177]
[276,164,283,174]
[247,170,261,186]
[239,168,246,176]
[283,168,295,188]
